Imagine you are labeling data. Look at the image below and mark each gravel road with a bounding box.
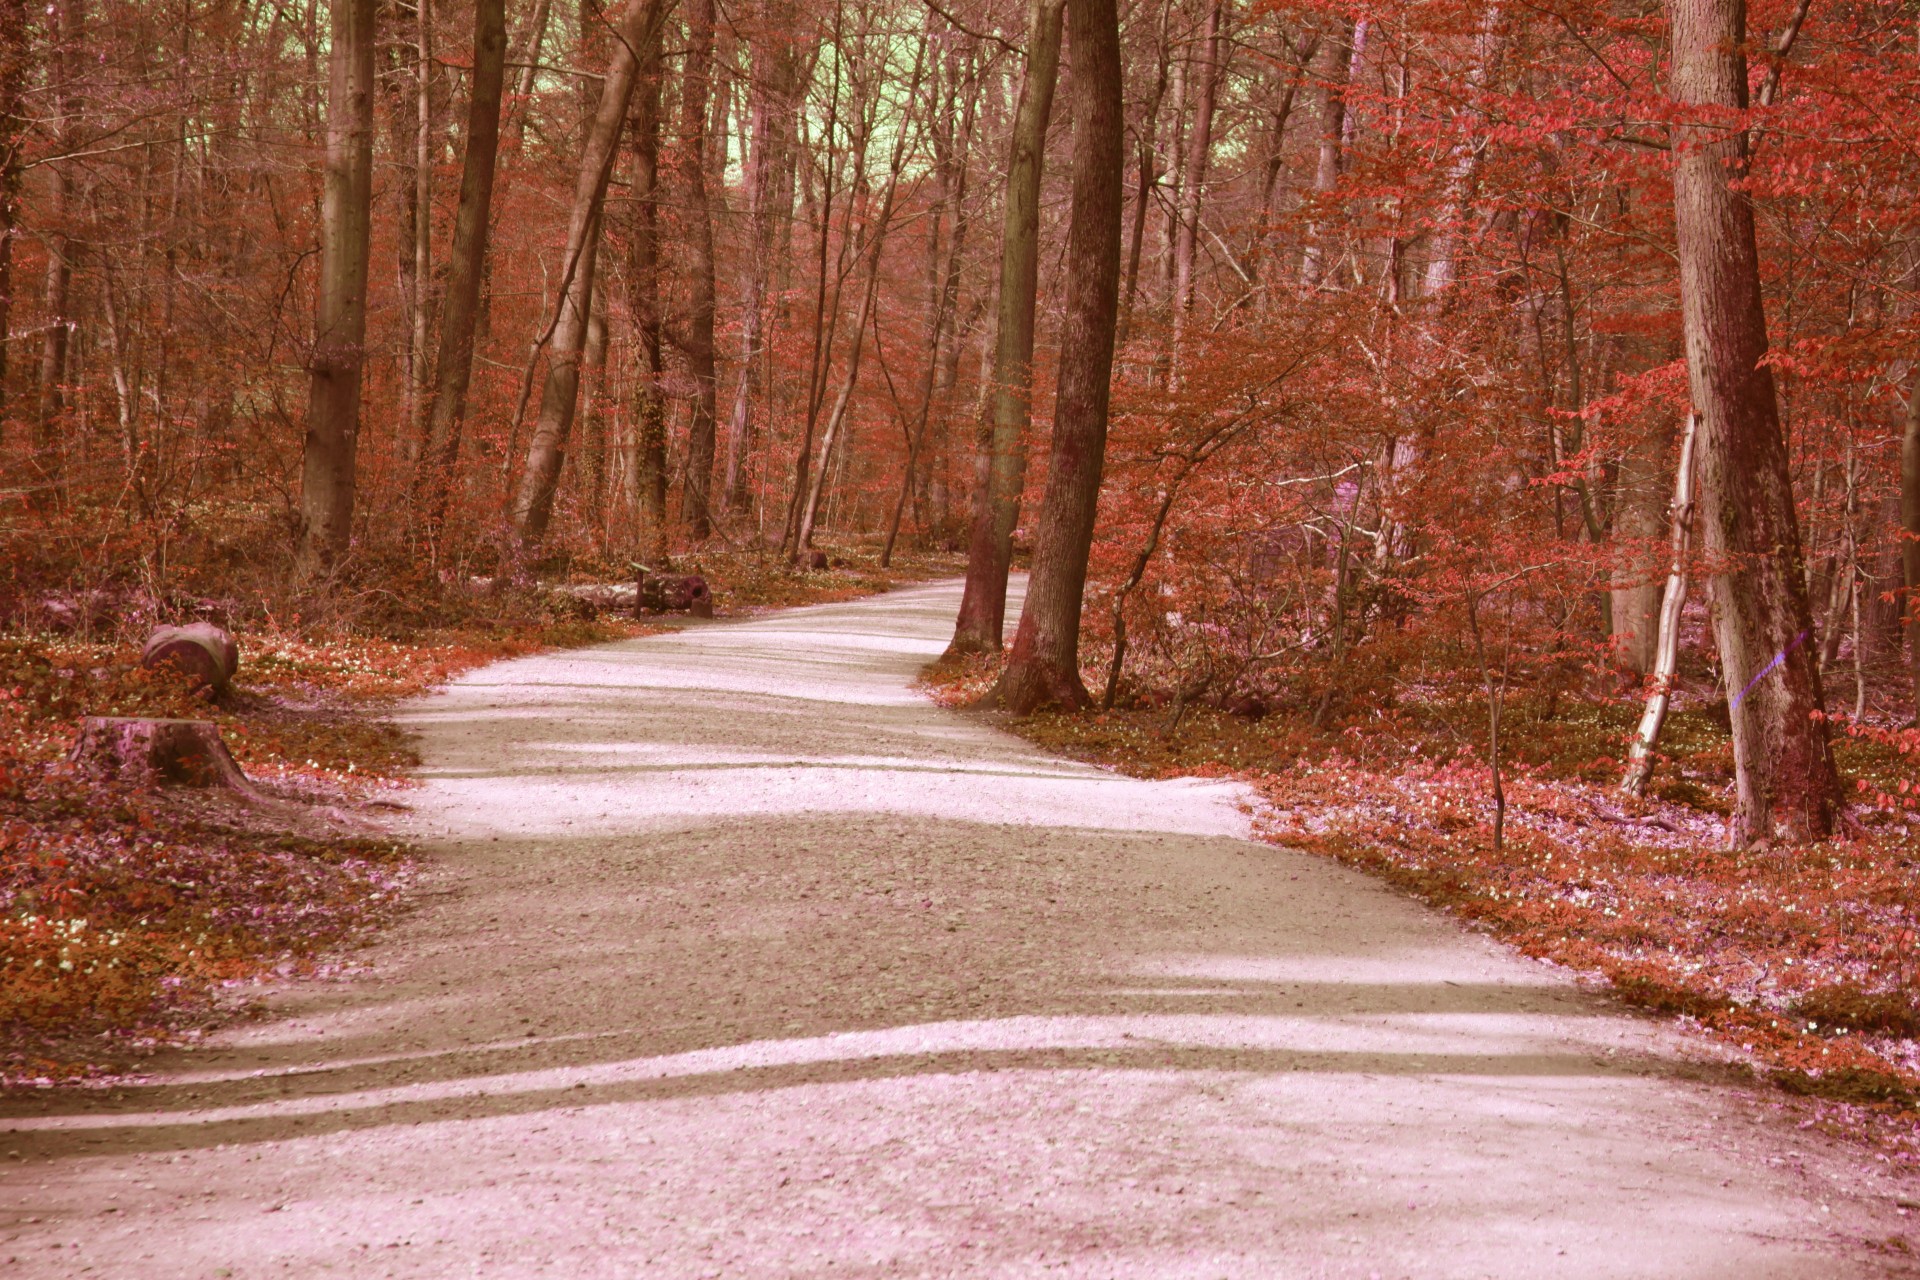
[3,579,1918,1277]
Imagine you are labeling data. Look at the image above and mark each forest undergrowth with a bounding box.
[0,545,956,1088]
[923,651,1920,1164]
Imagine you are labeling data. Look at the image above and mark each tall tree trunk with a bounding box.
[1668,0,1838,842]
[721,10,803,518]
[1169,0,1222,364]
[1904,367,1920,722]
[577,278,611,533]
[510,0,664,551]
[945,0,1064,658]
[1117,0,1172,349]
[297,0,376,573]
[984,0,1123,712]
[409,0,433,448]
[629,50,669,561]
[0,0,28,433]
[1298,16,1355,289]
[412,0,505,540]
[675,0,719,540]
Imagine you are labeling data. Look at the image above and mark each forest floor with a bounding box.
[3,578,1919,1276]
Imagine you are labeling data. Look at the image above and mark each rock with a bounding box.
[141,623,239,692]
[69,717,254,791]
[636,573,713,617]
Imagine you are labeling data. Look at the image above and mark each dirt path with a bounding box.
[4,580,1918,1277]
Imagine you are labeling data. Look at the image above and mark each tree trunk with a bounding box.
[409,0,434,448]
[1622,414,1697,797]
[1903,364,1920,721]
[0,0,27,433]
[629,50,669,560]
[795,39,924,552]
[1117,0,1172,348]
[720,10,803,518]
[297,0,376,574]
[983,0,1123,713]
[1169,0,1223,364]
[1668,0,1837,842]
[1298,16,1355,289]
[1611,417,1673,673]
[412,0,505,540]
[945,0,1064,658]
[675,0,720,540]
[510,0,664,551]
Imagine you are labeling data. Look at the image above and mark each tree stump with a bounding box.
[69,717,255,791]
[636,573,713,618]
[141,623,239,692]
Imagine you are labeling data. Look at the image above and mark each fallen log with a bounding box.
[635,573,713,618]
[69,716,256,792]
[141,622,239,693]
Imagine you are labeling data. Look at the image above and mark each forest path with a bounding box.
[3,579,1916,1277]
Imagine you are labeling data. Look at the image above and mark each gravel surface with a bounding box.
[3,578,1919,1277]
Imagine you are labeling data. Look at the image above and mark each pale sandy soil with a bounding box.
[3,579,1920,1278]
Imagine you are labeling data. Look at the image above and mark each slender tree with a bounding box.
[511,0,667,552]
[945,0,1064,658]
[676,0,721,540]
[297,0,376,573]
[984,0,1124,712]
[413,0,507,541]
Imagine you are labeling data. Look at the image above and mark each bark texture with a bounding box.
[721,8,804,517]
[1667,0,1837,841]
[511,0,664,550]
[413,0,506,538]
[985,0,1124,713]
[946,0,1064,658]
[675,0,720,540]
[629,55,669,560]
[297,0,377,574]
[1903,368,1920,720]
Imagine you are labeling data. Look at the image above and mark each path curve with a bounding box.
[3,580,1917,1277]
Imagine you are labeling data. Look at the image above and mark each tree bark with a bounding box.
[1169,0,1223,363]
[1298,16,1355,289]
[945,0,1064,658]
[0,0,28,433]
[510,0,665,551]
[1611,416,1674,673]
[412,0,505,540]
[629,49,669,560]
[983,0,1123,713]
[1622,414,1697,796]
[675,0,720,540]
[1667,0,1838,841]
[1903,365,1920,721]
[297,0,376,574]
[720,8,804,518]
[409,0,434,446]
